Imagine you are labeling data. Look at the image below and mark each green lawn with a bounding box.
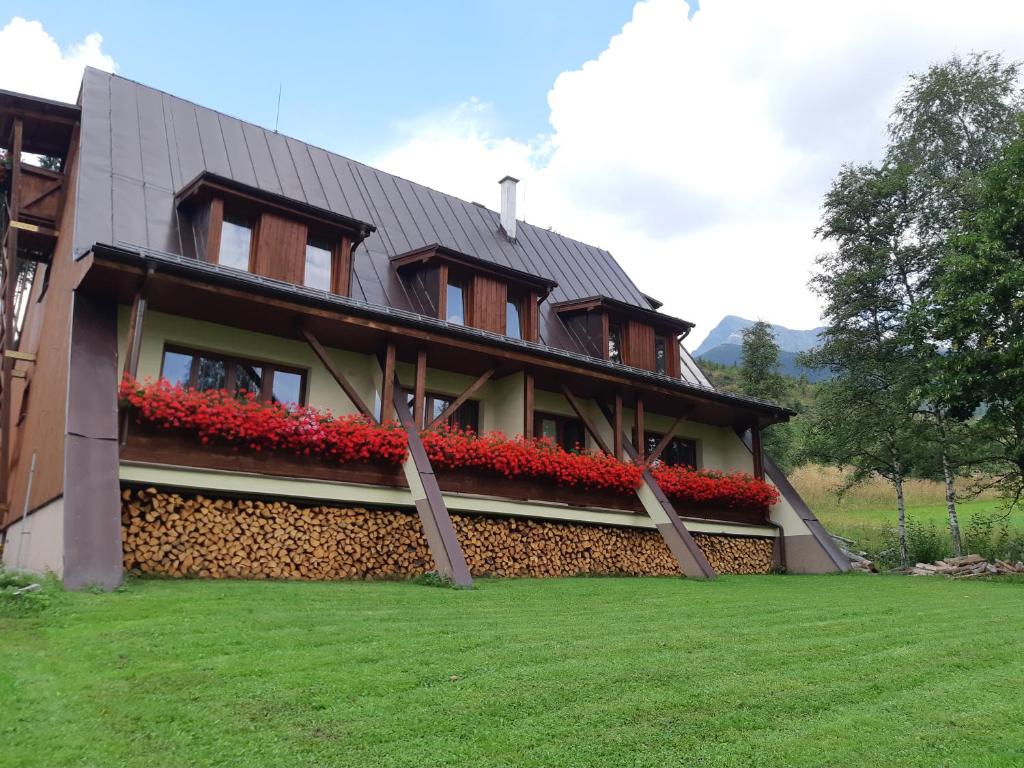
[3,576,1024,767]
[816,498,1020,533]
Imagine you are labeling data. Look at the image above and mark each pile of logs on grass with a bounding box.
[693,533,775,575]
[122,487,777,580]
[910,553,1024,578]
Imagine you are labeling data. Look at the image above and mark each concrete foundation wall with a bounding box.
[1,496,64,576]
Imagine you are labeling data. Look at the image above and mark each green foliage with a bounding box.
[411,571,463,589]
[3,577,1024,766]
[963,513,1024,563]
[0,568,59,616]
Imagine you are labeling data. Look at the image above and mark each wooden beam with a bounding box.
[300,325,376,420]
[750,421,765,480]
[1,118,23,501]
[613,392,623,460]
[560,383,612,454]
[380,342,395,422]
[644,412,687,468]
[122,266,154,379]
[413,348,427,429]
[9,220,59,237]
[206,197,224,263]
[391,376,473,587]
[634,396,645,463]
[428,367,495,429]
[3,350,36,362]
[10,370,26,379]
[523,370,534,439]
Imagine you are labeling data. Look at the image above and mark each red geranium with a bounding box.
[652,464,779,511]
[119,376,409,465]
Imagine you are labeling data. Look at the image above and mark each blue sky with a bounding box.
[9,0,641,159]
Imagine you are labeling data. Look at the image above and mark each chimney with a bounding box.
[499,175,518,240]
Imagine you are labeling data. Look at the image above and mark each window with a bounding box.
[446,280,466,324]
[219,213,254,271]
[304,236,334,291]
[644,431,698,468]
[607,323,622,363]
[535,413,586,452]
[654,335,668,374]
[506,298,523,339]
[411,391,480,432]
[160,346,307,405]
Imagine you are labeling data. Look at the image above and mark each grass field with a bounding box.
[3,576,1023,767]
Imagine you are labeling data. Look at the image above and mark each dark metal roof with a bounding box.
[552,296,695,335]
[391,243,559,295]
[72,68,712,386]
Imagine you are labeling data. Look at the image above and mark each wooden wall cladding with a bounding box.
[253,212,307,284]
[471,274,507,334]
[121,487,776,580]
[623,320,655,370]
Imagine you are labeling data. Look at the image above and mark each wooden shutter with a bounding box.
[253,212,306,284]
[471,274,507,333]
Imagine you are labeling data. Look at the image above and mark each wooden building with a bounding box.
[0,71,848,588]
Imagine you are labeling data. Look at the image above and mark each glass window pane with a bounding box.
[304,238,333,291]
[195,357,226,391]
[271,370,303,405]
[563,421,584,452]
[452,401,479,433]
[446,281,465,324]
[654,336,667,374]
[234,364,263,397]
[431,396,452,422]
[608,324,622,363]
[506,300,522,339]
[219,215,253,271]
[161,350,193,386]
[539,418,558,441]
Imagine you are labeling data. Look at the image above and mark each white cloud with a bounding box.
[0,17,116,103]
[372,0,1024,347]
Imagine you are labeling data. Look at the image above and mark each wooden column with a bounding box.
[750,421,765,481]
[613,392,623,460]
[634,396,645,464]
[523,370,534,438]
[1,118,23,501]
[380,342,396,422]
[413,348,427,429]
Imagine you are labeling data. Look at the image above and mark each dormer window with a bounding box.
[506,297,523,340]
[304,235,333,291]
[176,172,374,296]
[391,244,556,341]
[654,335,668,374]
[220,212,254,272]
[608,322,623,363]
[446,279,467,325]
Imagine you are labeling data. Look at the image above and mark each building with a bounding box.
[0,70,848,588]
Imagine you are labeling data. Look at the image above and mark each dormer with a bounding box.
[391,244,557,341]
[175,172,375,295]
[553,297,693,377]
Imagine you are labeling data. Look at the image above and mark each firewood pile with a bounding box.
[909,553,1024,578]
[692,533,774,574]
[122,487,777,580]
[832,534,875,572]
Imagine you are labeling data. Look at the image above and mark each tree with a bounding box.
[930,124,1024,505]
[738,320,796,471]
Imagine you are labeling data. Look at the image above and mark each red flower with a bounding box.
[651,463,779,511]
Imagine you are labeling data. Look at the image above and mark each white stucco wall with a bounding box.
[1,496,64,577]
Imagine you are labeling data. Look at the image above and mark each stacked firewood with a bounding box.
[693,533,774,575]
[122,488,432,580]
[452,514,680,577]
[122,488,777,580]
[909,553,1024,578]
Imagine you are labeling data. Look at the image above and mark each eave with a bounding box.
[391,243,559,298]
[79,242,793,427]
[552,295,695,337]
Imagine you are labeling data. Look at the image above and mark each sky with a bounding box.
[2,1,1024,348]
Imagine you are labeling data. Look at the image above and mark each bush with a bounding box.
[0,568,58,615]
[964,513,1024,563]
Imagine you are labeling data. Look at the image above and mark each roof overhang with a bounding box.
[0,88,80,157]
[391,243,558,298]
[552,296,695,337]
[175,171,377,245]
[79,242,792,427]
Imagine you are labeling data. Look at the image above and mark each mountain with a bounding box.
[690,316,830,381]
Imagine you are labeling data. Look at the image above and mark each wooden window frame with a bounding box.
[303,228,351,294]
[416,390,481,432]
[534,411,586,452]
[639,429,700,469]
[159,343,308,405]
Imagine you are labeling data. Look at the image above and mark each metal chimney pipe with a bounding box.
[499,175,518,240]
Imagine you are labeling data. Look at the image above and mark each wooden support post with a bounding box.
[300,325,376,420]
[380,342,395,422]
[634,396,645,464]
[523,369,534,439]
[413,348,427,429]
[428,367,495,429]
[392,378,473,587]
[750,421,765,481]
[0,118,23,501]
[122,266,154,380]
[560,383,612,454]
[613,392,623,460]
